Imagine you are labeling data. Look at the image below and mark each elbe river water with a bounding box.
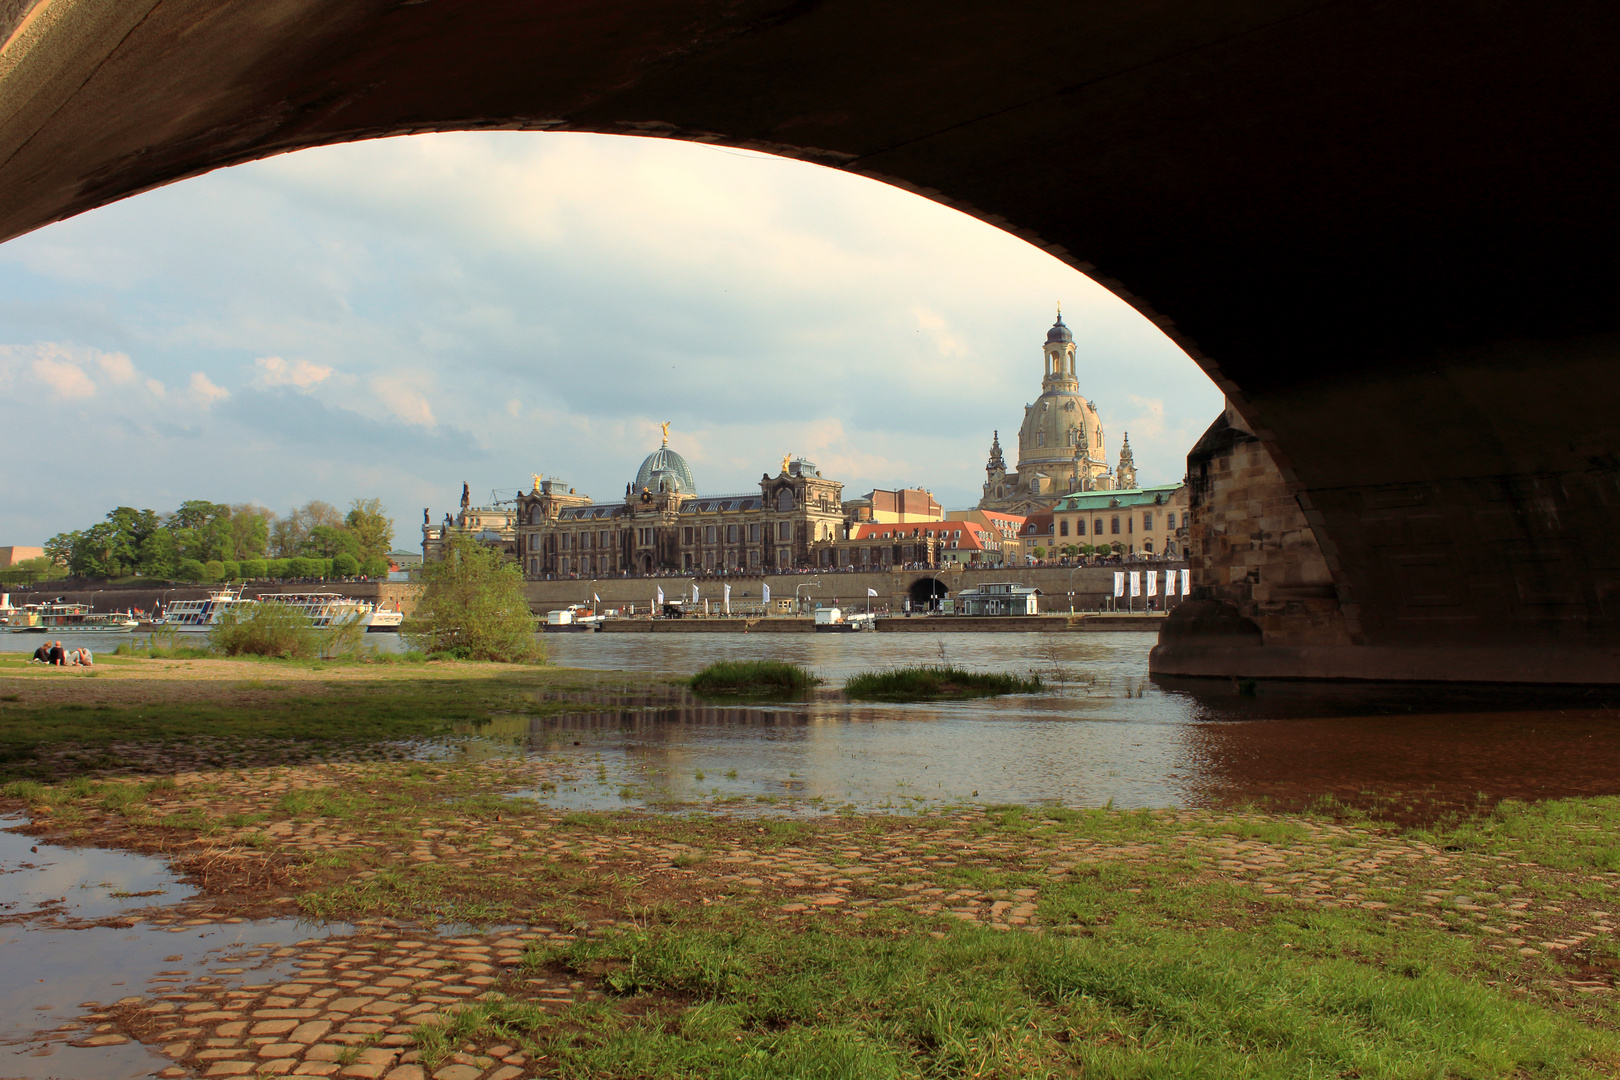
[8,629,1619,817]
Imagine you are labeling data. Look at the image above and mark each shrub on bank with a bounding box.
[209,602,363,659]
[843,665,1042,700]
[403,531,543,663]
[690,660,820,696]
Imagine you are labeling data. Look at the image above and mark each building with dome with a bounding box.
[505,429,846,578]
[978,310,1133,515]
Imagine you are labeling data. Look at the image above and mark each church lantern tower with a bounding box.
[1116,432,1138,491]
[977,307,1112,514]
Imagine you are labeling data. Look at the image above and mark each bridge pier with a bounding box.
[1149,404,1620,685]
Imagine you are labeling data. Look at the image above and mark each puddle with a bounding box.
[0,818,357,1080]
[0,816,193,924]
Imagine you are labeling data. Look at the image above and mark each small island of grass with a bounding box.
[844,665,1042,700]
[689,659,821,696]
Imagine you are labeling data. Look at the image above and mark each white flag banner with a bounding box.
[723,583,731,614]
[1146,571,1157,597]
[1180,568,1191,596]
[1129,571,1141,597]
[691,583,699,604]
[1164,570,1176,597]
[1113,572,1125,597]
[655,586,664,606]
[762,583,771,604]
[593,592,600,603]
[867,587,878,597]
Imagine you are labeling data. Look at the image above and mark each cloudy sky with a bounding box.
[0,132,1220,546]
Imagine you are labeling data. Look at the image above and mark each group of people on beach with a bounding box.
[29,640,92,667]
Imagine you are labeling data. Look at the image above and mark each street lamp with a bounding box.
[1067,565,1081,615]
[794,579,820,615]
[929,570,946,614]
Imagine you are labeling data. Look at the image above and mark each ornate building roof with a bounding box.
[635,440,696,494]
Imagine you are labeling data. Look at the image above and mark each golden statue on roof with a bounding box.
[782,453,792,474]
[660,421,670,445]
[531,473,543,492]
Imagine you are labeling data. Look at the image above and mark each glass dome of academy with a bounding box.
[978,309,1129,515]
[635,436,696,494]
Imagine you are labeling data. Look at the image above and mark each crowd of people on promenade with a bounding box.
[29,640,93,667]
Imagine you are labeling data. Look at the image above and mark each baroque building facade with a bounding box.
[979,310,1135,514]
[509,432,845,578]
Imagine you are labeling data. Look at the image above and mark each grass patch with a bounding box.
[843,665,1042,700]
[0,659,686,780]
[689,660,820,696]
[464,920,1617,1078]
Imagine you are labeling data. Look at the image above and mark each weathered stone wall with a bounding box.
[1184,405,1353,649]
[523,563,1185,616]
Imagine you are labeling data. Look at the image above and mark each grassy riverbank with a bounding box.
[3,759,1619,1077]
[0,653,683,780]
[3,655,1619,1077]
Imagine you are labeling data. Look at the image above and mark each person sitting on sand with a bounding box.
[30,642,50,663]
[72,646,93,667]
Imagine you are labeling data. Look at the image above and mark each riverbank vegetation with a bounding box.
[689,659,821,696]
[32,496,396,583]
[207,603,365,660]
[3,753,1618,1076]
[402,532,544,663]
[0,656,676,780]
[844,665,1043,700]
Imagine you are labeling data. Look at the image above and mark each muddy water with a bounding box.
[419,632,1620,818]
[0,819,348,1080]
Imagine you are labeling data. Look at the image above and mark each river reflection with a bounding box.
[416,632,1620,819]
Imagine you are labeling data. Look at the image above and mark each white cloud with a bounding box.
[252,354,333,389]
[145,378,166,398]
[33,354,96,399]
[188,371,230,407]
[371,376,436,427]
[97,351,138,384]
[506,398,522,417]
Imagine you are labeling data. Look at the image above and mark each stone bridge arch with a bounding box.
[2,0,1616,680]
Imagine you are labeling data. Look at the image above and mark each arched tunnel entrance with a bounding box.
[1,0,1616,681]
[908,577,949,612]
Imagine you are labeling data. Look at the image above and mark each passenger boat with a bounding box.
[256,592,402,632]
[2,598,139,633]
[161,587,255,631]
[812,607,877,633]
[542,605,602,632]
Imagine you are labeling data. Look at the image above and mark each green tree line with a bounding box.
[37,498,395,582]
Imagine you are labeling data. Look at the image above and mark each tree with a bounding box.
[167,500,233,564]
[305,524,361,560]
[404,531,541,662]
[42,533,73,569]
[270,500,343,557]
[227,504,273,560]
[345,498,394,561]
[333,553,360,577]
[177,558,207,582]
[1031,546,1047,560]
[359,554,390,578]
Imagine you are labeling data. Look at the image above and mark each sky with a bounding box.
[0,132,1222,546]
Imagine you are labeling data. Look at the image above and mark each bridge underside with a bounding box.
[2,0,1616,681]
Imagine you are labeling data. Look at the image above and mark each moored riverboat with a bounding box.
[161,587,254,631]
[2,599,138,633]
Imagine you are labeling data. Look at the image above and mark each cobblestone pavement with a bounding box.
[6,759,1618,1078]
